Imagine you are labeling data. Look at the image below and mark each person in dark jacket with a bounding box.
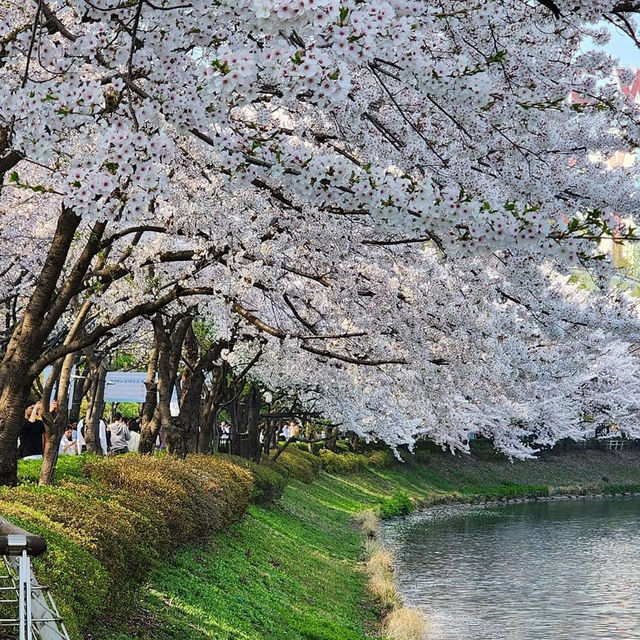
[18,402,45,458]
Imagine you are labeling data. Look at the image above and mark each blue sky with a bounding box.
[595,23,640,68]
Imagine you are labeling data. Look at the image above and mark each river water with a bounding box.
[381,497,640,640]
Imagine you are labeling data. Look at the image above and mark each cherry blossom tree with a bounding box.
[1,0,640,483]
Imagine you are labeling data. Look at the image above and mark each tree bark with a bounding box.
[139,331,160,454]
[40,300,92,483]
[84,361,107,454]
[146,314,191,457]
[247,386,261,462]
[178,369,205,453]
[68,357,87,423]
[198,361,228,453]
[229,396,248,457]
[0,207,81,485]
[176,336,225,454]
[39,349,75,485]
[0,374,32,486]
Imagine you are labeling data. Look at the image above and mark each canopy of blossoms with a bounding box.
[1,0,640,461]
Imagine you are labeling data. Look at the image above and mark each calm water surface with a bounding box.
[382,497,640,639]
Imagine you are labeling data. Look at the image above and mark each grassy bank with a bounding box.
[8,453,269,639]
[92,447,640,640]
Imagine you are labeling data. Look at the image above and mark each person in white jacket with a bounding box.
[76,417,108,454]
[59,427,78,455]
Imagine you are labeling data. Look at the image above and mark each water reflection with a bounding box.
[382,497,640,640]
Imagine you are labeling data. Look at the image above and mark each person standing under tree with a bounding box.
[59,426,77,456]
[127,418,140,453]
[18,402,46,458]
[107,413,130,455]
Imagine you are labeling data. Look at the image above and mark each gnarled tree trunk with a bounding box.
[0,207,83,485]
[84,361,107,454]
[145,314,191,457]
[139,333,160,454]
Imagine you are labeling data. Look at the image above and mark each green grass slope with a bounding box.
[93,474,381,640]
[94,448,640,640]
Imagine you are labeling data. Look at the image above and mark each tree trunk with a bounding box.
[326,425,338,452]
[0,375,32,486]
[198,393,216,453]
[198,361,227,453]
[139,333,160,454]
[247,387,261,462]
[39,351,74,485]
[148,314,191,457]
[39,432,61,485]
[85,363,107,454]
[305,422,314,454]
[40,305,86,485]
[68,357,87,423]
[0,207,82,485]
[177,369,205,454]
[229,398,248,457]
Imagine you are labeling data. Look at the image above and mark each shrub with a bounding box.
[85,455,205,540]
[271,447,321,483]
[0,495,108,639]
[318,449,365,474]
[86,454,253,538]
[367,450,394,468]
[469,438,507,461]
[476,482,549,500]
[184,454,255,524]
[4,454,256,638]
[291,440,325,456]
[600,482,640,495]
[318,448,394,474]
[215,454,287,503]
[0,483,160,588]
[379,492,414,519]
[412,449,431,465]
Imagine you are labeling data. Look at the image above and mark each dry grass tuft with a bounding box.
[355,508,379,538]
[368,571,398,610]
[356,507,433,637]
[366,548,398,609]
[364,536,381,556]
[366,548,394,575]
[385,606,431,640]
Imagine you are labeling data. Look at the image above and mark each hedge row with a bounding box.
[5,454,257,638]
[317,448,394,474]
[5,447,338,637]
[218,454,288,503]
[271,446,322,483]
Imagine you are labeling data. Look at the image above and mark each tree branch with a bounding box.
[28,285,214,376]
[231,301,407,366]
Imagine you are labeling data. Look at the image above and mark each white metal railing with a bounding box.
[0,520,69,640]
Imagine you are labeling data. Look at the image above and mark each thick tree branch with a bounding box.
[230,301,407,366]
[28,285,214,376]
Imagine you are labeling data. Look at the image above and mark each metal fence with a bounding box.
[0,518,69,640]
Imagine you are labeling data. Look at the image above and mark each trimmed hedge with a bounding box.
[318,448,394,474]
[5,454,254,638]
[271,447,322,483]
[6,446,386,637]
[216,454,287,503]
